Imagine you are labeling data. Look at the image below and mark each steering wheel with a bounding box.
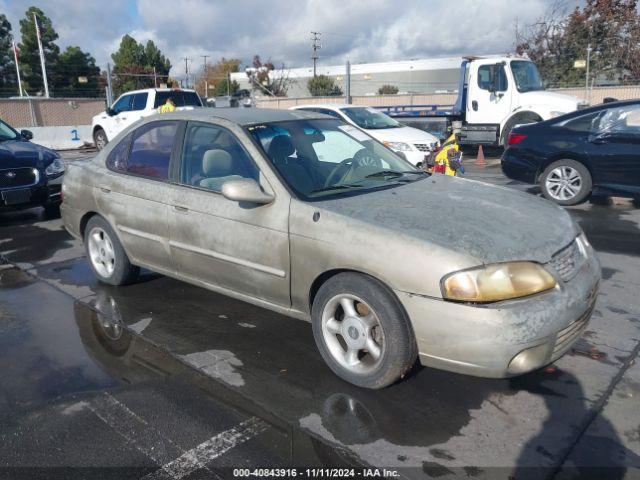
[324,159,353,188]
[352,148,382,169]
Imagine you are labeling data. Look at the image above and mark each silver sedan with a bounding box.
[61,109,601,388]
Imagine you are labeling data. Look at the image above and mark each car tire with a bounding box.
[540,159,592,206]
[93,128,108,150]
[311,272,417,389]
[84,216,139,286]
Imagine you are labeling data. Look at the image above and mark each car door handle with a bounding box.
[99,186,111,193]
[173,205,188,213]
[472,100,478,111]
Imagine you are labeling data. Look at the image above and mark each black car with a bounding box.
[501,100,640,205]
[0,119,64,215]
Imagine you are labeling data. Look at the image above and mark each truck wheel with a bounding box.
[84,216,139,285]
[540,159,592,206]
[311,272,417,389]
[93,128,108,150]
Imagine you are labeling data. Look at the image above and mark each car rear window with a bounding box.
[154,91,202,108]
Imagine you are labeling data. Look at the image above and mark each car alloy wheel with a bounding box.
[321,294,386,375]
[545,166,582,201]
[87,227,116,278]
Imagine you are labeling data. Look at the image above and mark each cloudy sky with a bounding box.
[2,0,581,77]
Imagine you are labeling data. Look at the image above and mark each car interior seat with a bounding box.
[198,149,244,191]
[267,135,315,195]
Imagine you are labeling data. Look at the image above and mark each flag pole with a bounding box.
[33,12,50,98]
[12,39,23,97]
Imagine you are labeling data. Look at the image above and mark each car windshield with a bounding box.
[247,118,425,200]
[510,60,544,92]
[341,107,401,129]
[0,119,19,142]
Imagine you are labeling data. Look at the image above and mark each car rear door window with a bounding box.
[132,93,149,111]
[596,105,640,136]
[126,121,179,180]
[180,122,259,192]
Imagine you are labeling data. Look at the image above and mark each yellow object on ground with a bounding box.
[433,133,460,176]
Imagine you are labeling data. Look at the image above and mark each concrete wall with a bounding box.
[21,125,93,150]
[255,84,640,109]
[0,98,105,128]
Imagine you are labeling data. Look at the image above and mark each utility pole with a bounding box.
[227,71,231,96]
[33,12,50,98]
[11,38,23,97]
[345,60,351,104]
[182,57,191,88]
[201,54,209,97]
[311,31,321,77]
[585,43,592,104]
[106,63,113,106]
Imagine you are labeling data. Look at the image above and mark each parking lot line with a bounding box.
[143,417,270,480]
[89,392,183,466]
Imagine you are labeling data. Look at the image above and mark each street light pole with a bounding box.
[585,43,592,103]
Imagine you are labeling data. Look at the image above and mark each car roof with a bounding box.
[119,88,199,95]
[561,99,640,118]
[152,107,331,126]
[293,104,363,111]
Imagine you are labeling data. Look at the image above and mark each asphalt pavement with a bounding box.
[0,150,639,479]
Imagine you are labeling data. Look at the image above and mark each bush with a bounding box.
[307,75,343,96]
[377,84,399,95]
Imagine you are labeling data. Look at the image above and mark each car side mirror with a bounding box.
[20,129,33,140]
[221,179,274,205]
[106,107,116,116]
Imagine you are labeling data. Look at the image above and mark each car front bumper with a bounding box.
[0,175,62,212]
[399,149,431,167]
[396,249,601,378]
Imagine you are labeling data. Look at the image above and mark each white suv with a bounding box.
[92,88,203,149]
[291,104,439,166]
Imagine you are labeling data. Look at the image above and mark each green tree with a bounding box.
[212,78,240,96]
[56,46,101,97]
[18,6,59,95]
[378,84,399,94]
[0,14,16,97]
[143,40,171,77]
[516,0,640,87]
[111,35,172,95]
[307,75,342,96]
[196,57,241,97]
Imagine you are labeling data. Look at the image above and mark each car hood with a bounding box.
[0,139,58,169]
[519,90,585,112]
[363,125,439,144]
[314,175,579,265]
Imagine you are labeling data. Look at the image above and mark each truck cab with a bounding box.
[92,88,203,150]
[458,57,587,146]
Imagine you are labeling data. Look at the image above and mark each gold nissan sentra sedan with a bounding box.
[61,109,600,389]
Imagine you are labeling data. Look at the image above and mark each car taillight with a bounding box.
[508,133,527,146]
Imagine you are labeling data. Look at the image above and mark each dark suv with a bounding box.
[0,119,64,215]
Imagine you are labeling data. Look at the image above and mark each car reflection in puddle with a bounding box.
[76,283,559,472]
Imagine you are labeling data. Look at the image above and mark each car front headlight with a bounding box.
[383,141,412,151]
[45,158,65,177]
[441,262,556,303]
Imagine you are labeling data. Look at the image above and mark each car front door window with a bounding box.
[180,122,260,192]
[112,95,133,115]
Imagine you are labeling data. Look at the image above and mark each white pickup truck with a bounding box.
[92,88,203,149]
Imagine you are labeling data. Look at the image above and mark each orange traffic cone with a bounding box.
[474,145,487,167]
